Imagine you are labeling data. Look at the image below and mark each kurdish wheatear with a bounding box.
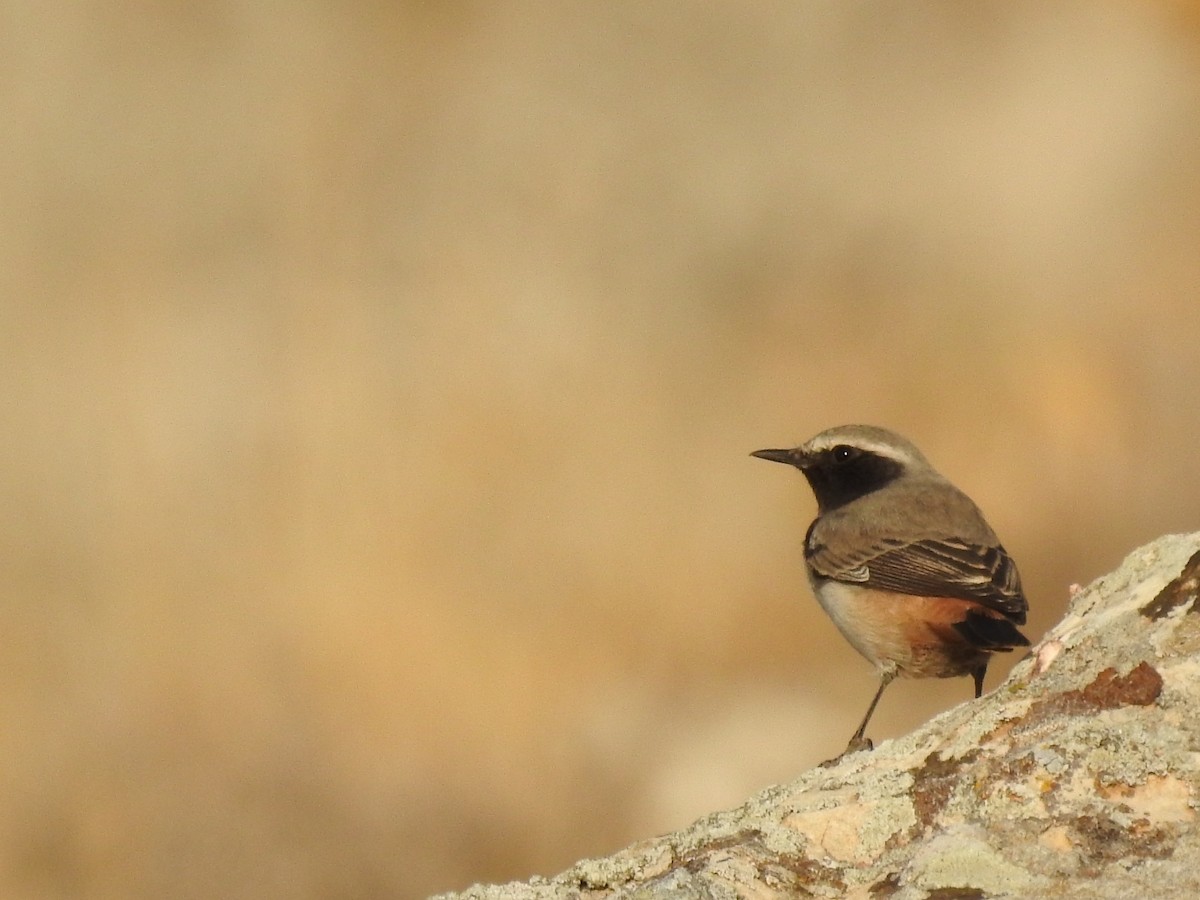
[752,425,1029,759]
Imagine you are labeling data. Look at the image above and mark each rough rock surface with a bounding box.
[436,533,1200,899]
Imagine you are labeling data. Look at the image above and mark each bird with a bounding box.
[751,424,1029,760]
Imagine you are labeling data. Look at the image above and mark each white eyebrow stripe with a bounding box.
[804,436,915,463]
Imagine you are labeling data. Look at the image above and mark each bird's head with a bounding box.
[752,425,930,512]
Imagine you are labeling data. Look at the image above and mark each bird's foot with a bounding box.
[819,735,874,767]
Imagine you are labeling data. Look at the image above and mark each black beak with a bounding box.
[751,447,803,468]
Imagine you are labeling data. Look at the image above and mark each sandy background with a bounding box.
[3,3,1200,898]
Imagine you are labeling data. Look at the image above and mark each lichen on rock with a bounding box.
[437,533,1200,900]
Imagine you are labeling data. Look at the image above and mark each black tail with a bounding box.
[952,609,1030,651]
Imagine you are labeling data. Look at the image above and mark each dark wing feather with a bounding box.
[809,536,1027,624]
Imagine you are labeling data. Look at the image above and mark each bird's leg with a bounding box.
[821,670,896,766]
[971,663,987,699]
[847,669,895,751]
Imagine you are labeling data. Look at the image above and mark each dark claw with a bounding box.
[819,735,874,767]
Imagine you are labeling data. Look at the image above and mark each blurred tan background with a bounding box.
[3,2,1200,898]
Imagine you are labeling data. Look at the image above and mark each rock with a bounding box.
[435,533,1200,899]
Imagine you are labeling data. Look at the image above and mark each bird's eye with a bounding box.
[832,445,855,462]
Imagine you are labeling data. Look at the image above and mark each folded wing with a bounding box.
[808,536,1028,624]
